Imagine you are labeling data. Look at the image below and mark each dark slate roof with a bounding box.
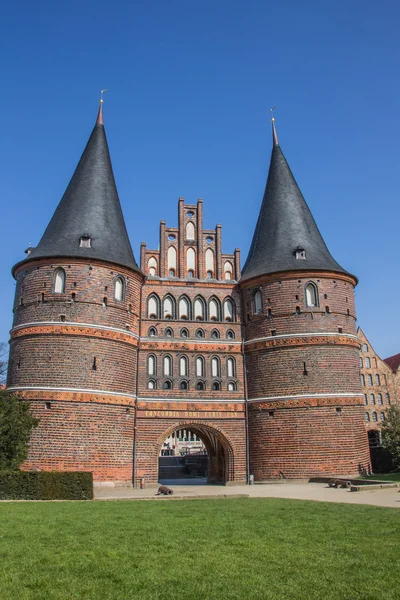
[384,353,400,373]
[13,107,140,275]
[241,128,353,283]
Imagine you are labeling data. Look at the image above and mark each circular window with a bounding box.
[206,236,213,244]
[187,211,194,218]
[168,234,176,241]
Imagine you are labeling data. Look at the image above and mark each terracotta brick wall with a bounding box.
[241,271,370,480]
[8,257,142,482]
[248,400,370,479]
[22,400,135,481]
[358,328,399,432]
[241,273,356,339]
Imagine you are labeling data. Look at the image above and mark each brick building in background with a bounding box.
[6,103,373,484]
[358,328,400,454]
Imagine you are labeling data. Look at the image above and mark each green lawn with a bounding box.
[0,498,399,600]
[363,472,400,482]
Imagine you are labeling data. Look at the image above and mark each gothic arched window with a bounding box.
[305,282,318,307]
[148,355,156,376]
[147,294,160,319]
[54,268,66,294]
[179,296,190,320]
[224,261,233,280]
[186,222,195,240]
[180,356,188,377]
[114,276,124,301]
[227,357,235,378]
[194,297,205,320]
[211,357,220,377]
[253,289,262,314]
[209,297,220,321]
[167,246,177,275]
[196,356,204,377]
[163,355,172,376]
[186,247,196,276]
[148,256,158,276]
[205,248,214,277]
[223,298,235,321]
[163,295,175,319]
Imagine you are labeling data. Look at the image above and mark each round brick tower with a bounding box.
[240,120,370,479]
[7,103,143,482]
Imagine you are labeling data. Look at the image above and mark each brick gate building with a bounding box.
[6,104,370,484]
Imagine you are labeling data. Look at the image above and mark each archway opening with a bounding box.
[158,424,230,485]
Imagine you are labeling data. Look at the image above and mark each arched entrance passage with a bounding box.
[158,422,234,485]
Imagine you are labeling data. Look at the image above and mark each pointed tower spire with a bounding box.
[241,123,352,282]
[271,106,279,146]
[96,89,107,125]
[14,100,140,274]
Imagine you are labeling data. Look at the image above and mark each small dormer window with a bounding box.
[295,248,306,260]
[80,235,91,248]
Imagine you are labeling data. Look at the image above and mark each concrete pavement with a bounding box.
[94,481,400,508]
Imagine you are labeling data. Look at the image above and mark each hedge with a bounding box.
[0,471,93,500]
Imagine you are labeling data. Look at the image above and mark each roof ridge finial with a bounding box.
[96,89,108,125]
[270,106,279,146]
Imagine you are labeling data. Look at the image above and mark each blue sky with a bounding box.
[0,0,399,358]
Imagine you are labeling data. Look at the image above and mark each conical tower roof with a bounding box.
[241,122,352,283]
[14,103,140,274]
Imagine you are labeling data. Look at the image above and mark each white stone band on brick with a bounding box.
[248,392,364,403]
[7,386,137,399]
[141,337,241,345]
[137,396,245,404]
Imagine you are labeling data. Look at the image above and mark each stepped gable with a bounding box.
[241,120,352,282]
[14,103,140,274]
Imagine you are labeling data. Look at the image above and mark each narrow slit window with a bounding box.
[227,357,235,378]
[211,357,220,377]
[163,356,172,376]
[180,356,188,377]
[148,355,156,376]
[196,357,204,377]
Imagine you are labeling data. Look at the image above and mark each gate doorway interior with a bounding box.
[158,424,229,485]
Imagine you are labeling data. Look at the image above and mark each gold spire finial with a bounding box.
[100,89,108,104]
[96,90,107,125]
[270,106,279,146]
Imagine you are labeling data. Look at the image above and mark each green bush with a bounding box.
[0,390,39,470]
[0,471,93,500]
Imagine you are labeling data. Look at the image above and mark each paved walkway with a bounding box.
[95,482,400,508]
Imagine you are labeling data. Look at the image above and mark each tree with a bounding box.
[0,342,8,385]
[0,390,39,470]
[381,404,400,471]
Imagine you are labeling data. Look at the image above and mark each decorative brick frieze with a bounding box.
[8,388,135,406]
[11,323,139,346]
[245,333,360,352]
